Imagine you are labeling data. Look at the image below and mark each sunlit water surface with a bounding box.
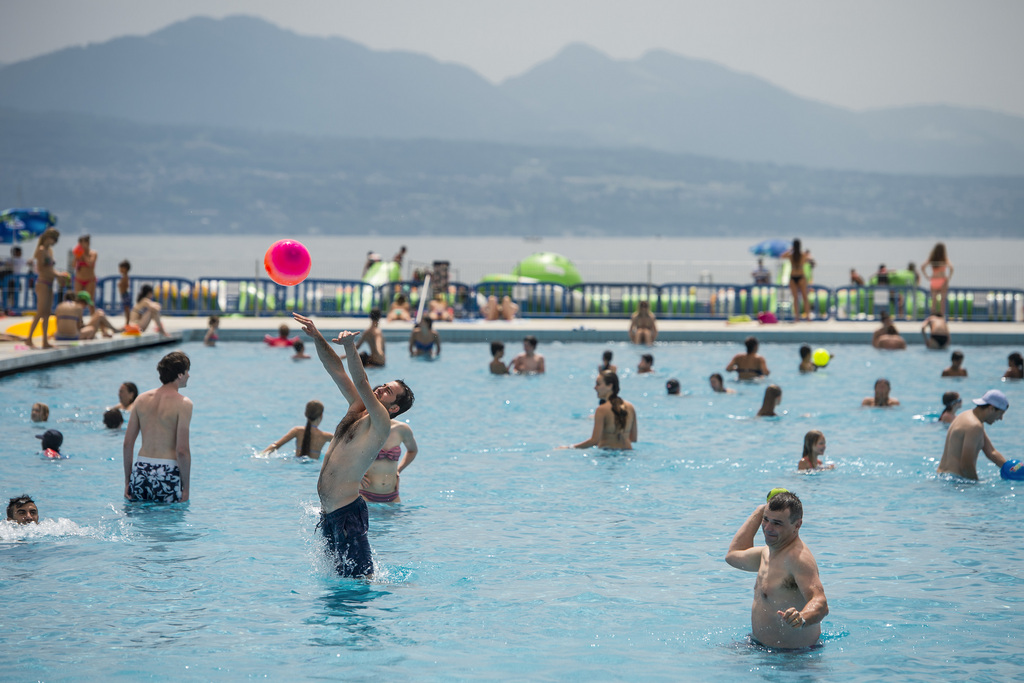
[2,339,1022,681]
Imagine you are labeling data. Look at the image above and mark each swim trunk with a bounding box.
[129,456,182,502]
[121,290,131,310]
[319,497,374,578]
[931,334,949,348]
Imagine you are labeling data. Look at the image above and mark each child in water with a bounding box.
[799,430,834,470]
[203,316,219,346]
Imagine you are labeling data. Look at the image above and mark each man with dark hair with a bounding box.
[637,353,654,374]
[938,389,1008,480]
[103,407,124,429]
[726,336,769,381]
[942,350,967,377]
[511,335,545,374]
[124,351,192,502]
[291,312,415,577]
[356,307,386,367]
[862,378,899,407]
[6,495,38,524]
[726,490,829,649]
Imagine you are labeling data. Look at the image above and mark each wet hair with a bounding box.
[789,238,802,268]
[369,308,381,323]
[666,378,681,395]
[757,384,782,416]
[157,351,190,385]
[524,335,538,349]
[278,324,289,338]
[800,345,811,359]
[119,260,131,271]
[951,350,964,363]
[884,325,899,335]
[103,407,124,429]
[744,336,758,353]
[710,372,724,386]
[641,353,654,366]
[137,284,154,303]
[64,291,76,302]
[942,391,960,410]
[7,495,35,520]
[300,400,324,456]
[490,341,504,357]
[767,491,803,523]
[12,246,22,256]
[927,242,948,264]
[419,316,433,330]
[208,315,219,327]
[293,339,305,353]
[39,227,60,245]
[121,382,138,407]
[802,430,824,464]
[389,379,415,418]
[1010,352,1024,372]
[32,402,49,420]
[875,378,891,389]
[599,370,629,431]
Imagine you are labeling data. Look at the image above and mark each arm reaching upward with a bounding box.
[293,312,358,404]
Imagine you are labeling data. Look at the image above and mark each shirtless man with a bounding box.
[938,350,967,378]
[123,351,192,503]
[726,491,828,649]
[6,495,39,525]
[292,312,414,578]
[921,312,951,350]
[73,234,98,302]
[937,390,1008,480]
[356,308,386,366]
[359,420,419,503]
[563,371,637,450]
[862,378,899,407]
[511,335,545,374]
[629,300,658,345]
[637,353,654,374]
[727,336,770,381]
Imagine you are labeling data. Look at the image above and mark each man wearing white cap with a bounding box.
[937,389,1009,480]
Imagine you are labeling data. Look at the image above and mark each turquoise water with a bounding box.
[2,339,1023,681]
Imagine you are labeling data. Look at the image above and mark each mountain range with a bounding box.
[1,14,1023,176]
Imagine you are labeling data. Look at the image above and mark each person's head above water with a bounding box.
[157,351,190,386]
[490,341,504,358]
[709,373,726,392]
[666,378,681,395]
[119,382,138,409]
[36,429,63,452]
[942,391,961,411]
[103,407,124,429]
[744,336,759,353]
[6,495,38,524]
[523,335,538,351]
[278,324,290,339]
[31,402,49,422]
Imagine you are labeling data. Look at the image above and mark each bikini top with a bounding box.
[376,445,401,461]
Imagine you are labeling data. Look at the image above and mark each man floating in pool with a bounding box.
[725,490,828,649]
[937,389,1008,480]
[123,351,192,503]
[291,312,415,578]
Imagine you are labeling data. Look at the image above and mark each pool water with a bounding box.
[2,339,1022,681]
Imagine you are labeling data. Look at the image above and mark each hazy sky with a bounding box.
[2,0,1022,116]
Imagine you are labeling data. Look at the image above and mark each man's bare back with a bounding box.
[937,397,1007,480]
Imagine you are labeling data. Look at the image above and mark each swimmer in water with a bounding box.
[725,491,829,649]
[203,316,219,346]
[598,350,617,374]
[5,495,39,525]
[359,420,419,503]
[756,384,783,417]
[1005,352,1024,380]
[862,378,899,407]
[510,335,545,374]
[261,400,333,458]
[939,391,961,424]
[727,336,770,381]
[709,373,736,394]
[489,341,509,375]
[942,350,967,378]
[937,389,1008,480]
[798,431,833,470]
[798,345,816,374]
[31,402,49,422]
[637,353,654,374]
[562,370,637,450]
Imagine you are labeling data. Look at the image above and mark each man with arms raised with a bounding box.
[937,389,1008,480]
[726,490,828,649]
[292,312,414,578]
[124,351,192,503]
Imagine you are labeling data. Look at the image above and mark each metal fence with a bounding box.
[2,273,1022,324]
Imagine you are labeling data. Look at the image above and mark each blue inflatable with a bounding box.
[1000,459,1024,480]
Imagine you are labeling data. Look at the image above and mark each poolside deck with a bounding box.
[2,313,1022,377]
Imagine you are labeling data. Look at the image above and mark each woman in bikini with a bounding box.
[409,317,440,358]
[26,227,69,349]
[129,284,169,336]
[782,238,813,321]
[359,420,419,503]
[920,242,954,315]
[565,370,638,450]
[261,400,334,458]
[72,234,98,302]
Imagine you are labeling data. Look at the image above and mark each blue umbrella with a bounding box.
[749,239,790,258]
[0,208,57,243]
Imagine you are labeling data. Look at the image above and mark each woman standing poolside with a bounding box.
[359,420,419,503]
[782,238,814,321]
[261,400,333,458]
[799,430,834,470]
[564,370,637,450]
[25,228,69,349]
[756,384,783,417]
[921,242,954,314]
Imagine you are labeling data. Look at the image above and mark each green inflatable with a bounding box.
[513,253,582,287]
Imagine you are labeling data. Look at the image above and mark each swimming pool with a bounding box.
[2,339,1022,681]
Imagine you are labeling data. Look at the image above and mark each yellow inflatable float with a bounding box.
[5,319,56,338]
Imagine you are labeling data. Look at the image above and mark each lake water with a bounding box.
[41,234,1024,290]
[2,339,1023,680]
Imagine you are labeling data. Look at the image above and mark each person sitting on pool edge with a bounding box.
[291,311,415,578]
[727,336,769,381]
[939,391,961,425]
[359,419,419,503]
[561,370,636,450]
[725,490,829,649]
[628,300,658,345]
[709,373,736,394]
[511,335,545,374]
[937,389,1008,480]
[756,384,783,417]
[123,351,192,503]
[862,378,899,407]
[6,495,39,525]
[942,350,967,378]
[129,284,169,337]
[489,341,509,375]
